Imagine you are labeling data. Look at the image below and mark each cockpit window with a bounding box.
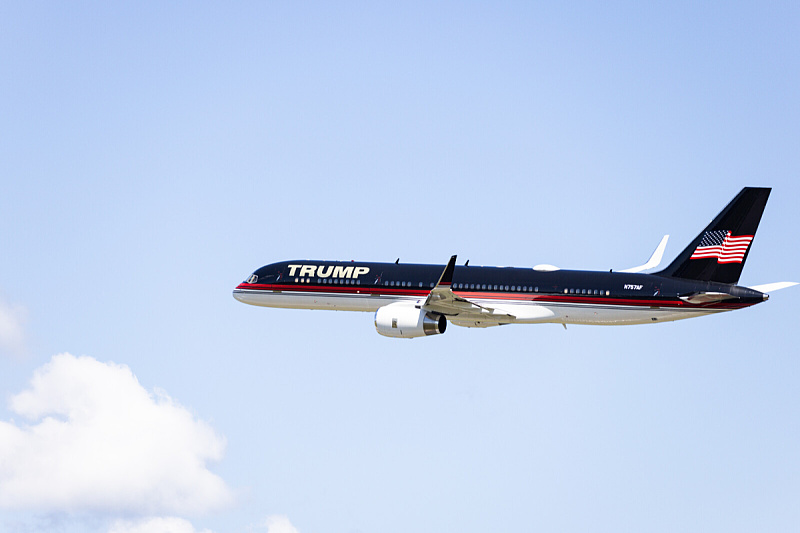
[247,274,258,284]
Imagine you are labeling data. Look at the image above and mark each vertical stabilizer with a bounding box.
[655,187,771,284]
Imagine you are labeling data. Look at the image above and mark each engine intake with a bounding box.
[374,302,447,338]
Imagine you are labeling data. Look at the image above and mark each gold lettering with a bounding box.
[333,266,354,278]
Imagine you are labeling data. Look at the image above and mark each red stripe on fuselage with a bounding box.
[235,283,754,310]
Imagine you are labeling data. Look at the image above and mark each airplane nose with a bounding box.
[233,286,249,303]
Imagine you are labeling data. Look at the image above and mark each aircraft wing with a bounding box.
[619,235,669,273]
[420,255,517,322]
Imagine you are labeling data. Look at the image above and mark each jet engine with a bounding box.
[374,302,447,338]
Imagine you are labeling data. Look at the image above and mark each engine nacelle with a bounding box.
[374,302,447,338]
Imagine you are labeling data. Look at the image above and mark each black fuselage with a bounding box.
[237,260,764,312]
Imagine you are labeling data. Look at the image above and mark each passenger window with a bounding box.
[535,287,539,292]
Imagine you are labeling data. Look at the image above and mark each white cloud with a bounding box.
[262,515,300,533]
[108,516,213,533]
[0,353,233,515]
[0,297,26,356]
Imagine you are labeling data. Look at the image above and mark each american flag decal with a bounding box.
[690,230,753,264]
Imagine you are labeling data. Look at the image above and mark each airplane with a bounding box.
[233,187,796,338]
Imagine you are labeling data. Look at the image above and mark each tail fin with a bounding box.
[655,187,771,284]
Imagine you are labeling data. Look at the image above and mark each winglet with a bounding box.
[437,255,457,287]
[619,235,669,273]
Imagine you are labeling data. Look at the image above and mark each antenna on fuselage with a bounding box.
[395,258,399,264]
[465,259,469,266]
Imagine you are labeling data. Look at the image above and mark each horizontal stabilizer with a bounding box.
[679,292,736,304]
[619,235,669,273]
[747,281,798,293]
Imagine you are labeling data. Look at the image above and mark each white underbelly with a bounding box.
[233,289,411,312]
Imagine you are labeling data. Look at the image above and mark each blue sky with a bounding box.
[1,2,798,532]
